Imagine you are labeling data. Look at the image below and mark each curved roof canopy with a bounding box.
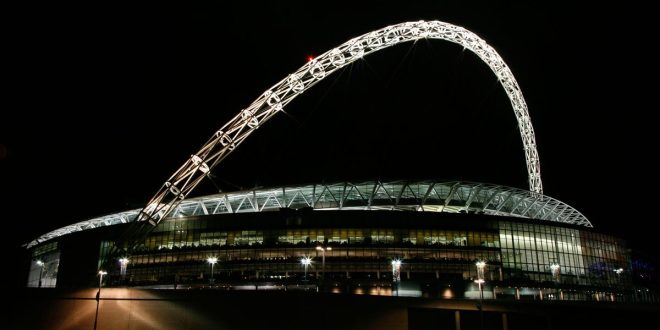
[27,180,591,248]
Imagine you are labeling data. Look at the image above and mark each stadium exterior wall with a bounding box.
[26,194,636,302]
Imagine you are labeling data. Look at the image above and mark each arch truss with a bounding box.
[137,20,543,228]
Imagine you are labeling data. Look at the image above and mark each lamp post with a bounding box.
[475,260,486,330]
[550,262,561,282]
[94,270,107,330]
[550,262,562,300]
[301,257,312,282]
[97,270,107,299]
[119,257,129,280]
[207,257,218,285]
[36,260,44,288]
[316,246,332,287]
[615,267,624,284]
[391,259,401,296]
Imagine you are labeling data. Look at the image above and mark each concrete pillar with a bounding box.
[436,270,440,279]
[285,271,288,278]
[376,271,380,279]
[502,313,509,330]
[406,270,410,279]
[515,287,520,300]
[346,271,350,279]
[539,289,544,300]
[454,311,461,330]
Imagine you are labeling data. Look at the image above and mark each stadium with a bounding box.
[17,20,659,330]
[27,179,631,302]
[23,20,635,302]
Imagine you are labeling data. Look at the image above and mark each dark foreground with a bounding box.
[9,288,660,329]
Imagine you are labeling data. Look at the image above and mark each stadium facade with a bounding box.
[26,180,634,301]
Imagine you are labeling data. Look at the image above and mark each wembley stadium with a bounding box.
[26,179,631,302]
[24,20,634,302]
[16,20,660,330]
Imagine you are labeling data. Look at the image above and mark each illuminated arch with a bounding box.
[137,20,542,226]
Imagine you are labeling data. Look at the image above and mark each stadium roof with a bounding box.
[27,180,592,248]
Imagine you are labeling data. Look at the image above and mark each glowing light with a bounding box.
[207,257,218,284]
[615,268,624,275]
[442,288,454,299]
[98,270,107,276]
[300,256,312,281]
[391,259,402,283]
[36,260,44,266]
[307,55,315,62]
[119,257,130,277]
[475,260,486,283]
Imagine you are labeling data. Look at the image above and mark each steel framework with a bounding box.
[136,20,543,229]
[27,180,592,249]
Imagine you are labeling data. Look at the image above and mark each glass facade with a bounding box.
[499,221,629,287]
[121,218,503,287]
[26,204,635,301]
[27,242,60,288]
[89,214,630,298]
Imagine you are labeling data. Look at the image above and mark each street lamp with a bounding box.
[391,259,401,296]
[36,260,44,288]
[550,262,563,300]
[301,257,312,282]
[97,270,107,299]
[316,246,332,285]
[475,261,486,330]
[207,257,218,285]
[475,261,486,301]
[550,262,561,283]
[119,257,129,279]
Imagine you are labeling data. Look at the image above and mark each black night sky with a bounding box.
[2,2,658,285]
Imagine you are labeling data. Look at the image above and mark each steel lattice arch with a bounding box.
[137,20,543,228]
[27,180,591,249]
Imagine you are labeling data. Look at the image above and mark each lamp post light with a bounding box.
[36,260,44,288]
[301,257,312,282]
[475,260,486,330]
[391,259,401,296]
[119,257,129,280]
[615,267,624,283]
[98,270,107,299]
[207,257,218,285]
[550,262,562,300]
[475,261,486,301]
[316,246,332,285]
[550,262,561,283]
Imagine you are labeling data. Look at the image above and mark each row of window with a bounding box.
[143,227,501,251]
